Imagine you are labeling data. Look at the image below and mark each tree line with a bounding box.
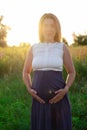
[0,16,10,47]
[0,15,87,47]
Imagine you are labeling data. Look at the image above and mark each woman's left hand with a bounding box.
[49,87,68,104]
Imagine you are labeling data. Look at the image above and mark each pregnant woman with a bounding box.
[23,13,76,130]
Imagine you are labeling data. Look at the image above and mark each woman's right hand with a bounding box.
[29,88,45,104]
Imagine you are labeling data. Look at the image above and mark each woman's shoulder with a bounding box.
[31,43,40,48]
[63,43,70,55]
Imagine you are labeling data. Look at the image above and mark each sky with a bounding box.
[0,0,87,46]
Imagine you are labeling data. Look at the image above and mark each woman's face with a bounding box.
[42,18,56,43]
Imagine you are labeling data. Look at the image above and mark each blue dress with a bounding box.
[30,43,72,130]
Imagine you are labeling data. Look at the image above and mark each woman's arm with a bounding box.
[63,44,76,92]
[49,44,76,104]
[23,47,33,92]
[23,46,45,103]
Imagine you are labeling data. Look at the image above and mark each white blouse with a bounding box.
[32,42,64,71]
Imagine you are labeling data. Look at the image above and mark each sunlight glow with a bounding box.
[1,0,87,46]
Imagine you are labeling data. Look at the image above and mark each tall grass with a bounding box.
[0,45,87,130]
[0,46,29,77]
[69,46,87,130]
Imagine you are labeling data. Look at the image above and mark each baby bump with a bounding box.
[32,85,58,103]
[32,71,65,102]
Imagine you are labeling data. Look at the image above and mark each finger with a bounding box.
[31,89,37,94]
[37,97,45,104]
[49,96,57,104]
[30,89,45,103]
[49,93,62,104]
[34,95,45,104]
[55,89,63,94]
[49,96,62,104]
[36,96,45,103]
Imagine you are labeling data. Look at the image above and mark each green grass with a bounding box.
[0,75,32,130]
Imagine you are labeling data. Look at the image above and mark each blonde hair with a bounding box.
[39,13,62,42]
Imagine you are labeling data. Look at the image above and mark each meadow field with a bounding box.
[0,45,87,130]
